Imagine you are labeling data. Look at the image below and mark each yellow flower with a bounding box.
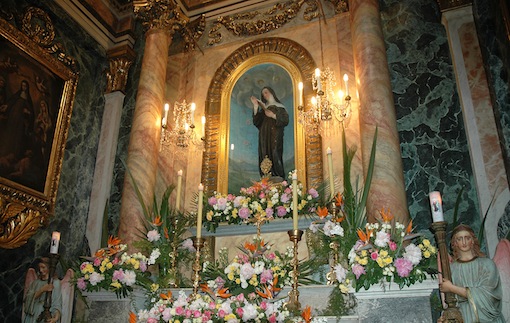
[429,246,436,253]
[359,257,368,266]
[376,258,385,267]
[423,251,431,258]
[361,250,368,257]
[99,265,106,273]
[339,284,349,293]
[384,257,393,264]
[380,250,388,257]
[206,211,213,221]
[225,314,237,320]
[81,263,94,274]
[227,272,235,280]
[150,283,159,292]
[106,262,113,269]
[232,209,238,218]
[235,278,241,284]
[110,281,122,289]
[422,239,430,247]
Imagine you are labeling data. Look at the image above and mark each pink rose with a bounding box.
[371,251,379,260]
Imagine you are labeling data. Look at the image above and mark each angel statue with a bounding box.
[22,257,74,323]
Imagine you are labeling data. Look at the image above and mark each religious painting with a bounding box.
[227,64,295,193]
[0,12,77,249]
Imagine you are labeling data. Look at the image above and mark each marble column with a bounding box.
[441,5,509,257]
[349,0,409,223]
[118,29,171,247]
[87,46,135,254]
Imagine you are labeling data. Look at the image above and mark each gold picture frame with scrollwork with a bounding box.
[0,8,78,249]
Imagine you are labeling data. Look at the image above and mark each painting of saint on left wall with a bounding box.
[0,37,65,193]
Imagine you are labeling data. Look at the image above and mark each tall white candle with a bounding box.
[50,231,60,254]
[292,171,299,230]
[315,68,322,92]
[190,103,196,124]
[201,116,206,137]
[429,191,444,222]
[343,74,349,96]
[162,103,169,127]
[197,184,204,238]
[298,82,304,107]
[327,147,335,199]
[176,170,183,210]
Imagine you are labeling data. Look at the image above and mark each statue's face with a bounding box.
[38,262,49,279]
[453,230,474,253]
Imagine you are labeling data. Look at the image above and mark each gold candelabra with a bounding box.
[285,229,303,312]
[191,236,205,299]
[431,221,464,323]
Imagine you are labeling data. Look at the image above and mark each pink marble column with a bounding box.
[349,0,409,223]
[118,29,171,247]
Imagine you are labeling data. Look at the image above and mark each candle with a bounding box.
[298,82,304,107]
[190,102,196,123]
[292,171,298,230]
[176,170,183,210]
[197,183,204,238]
[429,191,444,222]
[50,231,60,254]
[327,147,334,199]
[343,74,349,96]
[315,68,322,92]
[162,103,169,127]
[201,115,206,137]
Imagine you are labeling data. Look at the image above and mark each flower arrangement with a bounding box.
[137,290,328,323]
[73,236,150,298]
[203,173,320,233]
[130,181,195,288]
[332,209,438,293]
[200,237,294,300]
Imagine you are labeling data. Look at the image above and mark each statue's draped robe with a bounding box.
[23,278,62,323]
[253,104,289,178]
[451,257,505,323]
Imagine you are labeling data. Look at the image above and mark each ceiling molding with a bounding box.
[55,0,135,51]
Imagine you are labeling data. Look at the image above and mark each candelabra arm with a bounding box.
[431,221,464,323]
[191,237,205,299]
[285,229,303,313]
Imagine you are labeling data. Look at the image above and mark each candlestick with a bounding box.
[286,229,303,312]
[176,170,183,210]
[429,191,444,222]
[298,82,303,107]
[292,171,298,231]
[327,147,334,200]
[343,74,349,97]
[197,183,204,238]
[50,231,60,254]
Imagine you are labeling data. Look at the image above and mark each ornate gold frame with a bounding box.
[201,37,323,193]
[0,9,78,249]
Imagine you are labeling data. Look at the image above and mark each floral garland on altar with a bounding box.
[203,173,320,233]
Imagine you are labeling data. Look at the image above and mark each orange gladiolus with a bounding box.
[380,208,394,223]
[357,228,371,243]
[316,206,329,219]
[335,193,343,207]
[152,215,163,227]
[216,287,232,298]
[200,283,214,295]
[301,306,312,323]
[244,242,256,253]
[94,249,106,258]
[406,219,413,235]
[108,235,121,247]
[159,291,173,300]
[129,311,137,323]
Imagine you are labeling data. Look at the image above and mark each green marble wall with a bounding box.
[381,0,480,236]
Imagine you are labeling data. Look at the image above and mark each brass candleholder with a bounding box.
[431,221,464,323]
[37,253,59,322]
[285,229,303,312]
[191,236,205,299]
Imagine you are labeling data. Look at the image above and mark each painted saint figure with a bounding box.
[439,224,504,322]
[250,86,289,179]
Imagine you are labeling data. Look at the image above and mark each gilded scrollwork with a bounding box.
[133,0,189,34]
[0,198,45,249]
[182,15,206,52]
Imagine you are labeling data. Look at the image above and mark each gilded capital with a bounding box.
[105,45,136,93]
[133,0,189,34]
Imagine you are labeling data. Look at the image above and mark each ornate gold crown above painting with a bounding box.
[0,8,78,249]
